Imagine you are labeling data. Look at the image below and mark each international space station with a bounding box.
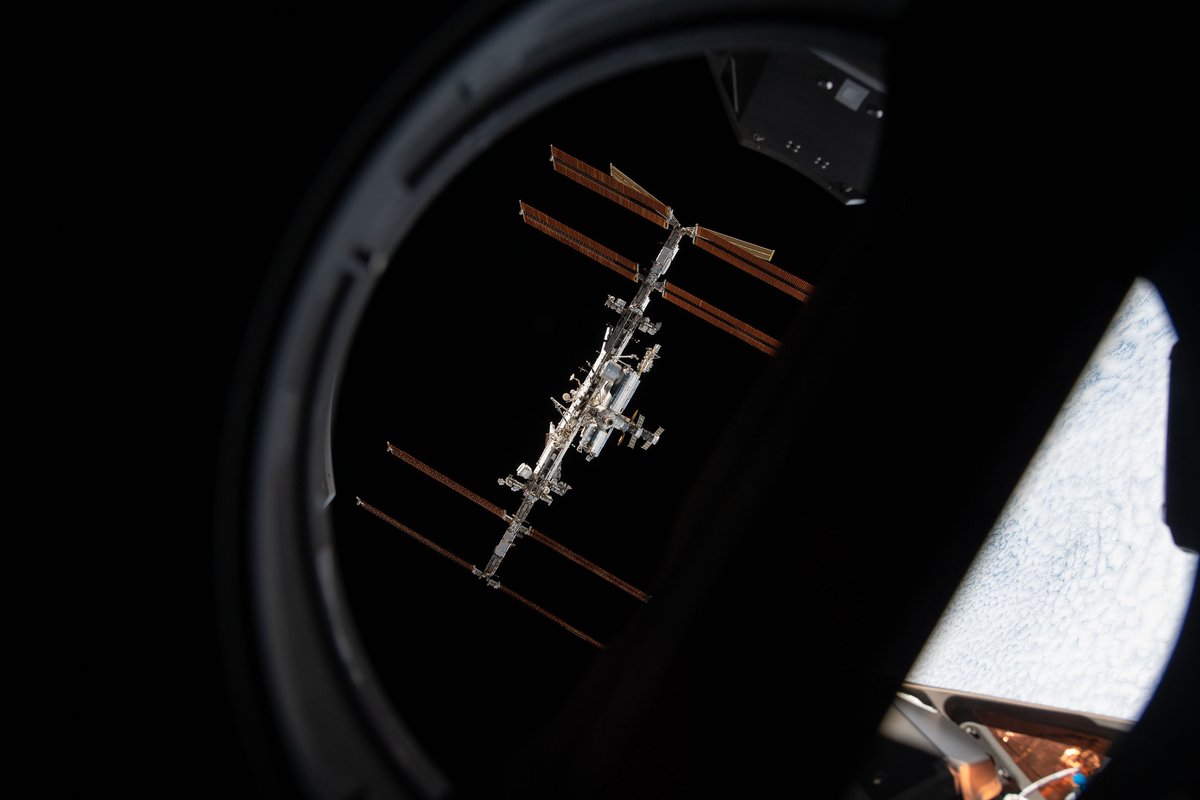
[356,145,816,646]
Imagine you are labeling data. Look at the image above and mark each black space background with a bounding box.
[177,17,850,793]
[143,5,1199,798]
[334,56,848,784]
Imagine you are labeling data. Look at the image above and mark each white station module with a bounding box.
[479,146,814,582]
[359,145,815,647]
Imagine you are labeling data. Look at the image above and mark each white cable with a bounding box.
[1015,766,1080,798]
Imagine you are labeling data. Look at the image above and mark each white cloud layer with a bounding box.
[907,279,1197,720]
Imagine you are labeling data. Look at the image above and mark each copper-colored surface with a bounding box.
[355,497,604,648]
[387,443,506,517]
[526,528,650,602]
[663,283,780,356]
[386,443,650,601]
[692,236,813,302]
[520,201,641,279]
[991,728,1105,800]
[551,162,670,227]
[355,496,475,572]
[551,146,671,218]
[692,225,775,261]
[496,584,604,649]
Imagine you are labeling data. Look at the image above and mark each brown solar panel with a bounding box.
[693,227,815,301]
[662,283,781,356]
[355,497,603,648]
[520,201,640,279]
[550,145,670,226]
[386,443,650,602]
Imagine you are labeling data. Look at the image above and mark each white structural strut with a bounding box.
[479,223,683,580]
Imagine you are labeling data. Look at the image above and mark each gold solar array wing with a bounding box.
[609,164,667,211]
[550,145,672,227]
[693,225,814,302]
[692,225,775,262]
